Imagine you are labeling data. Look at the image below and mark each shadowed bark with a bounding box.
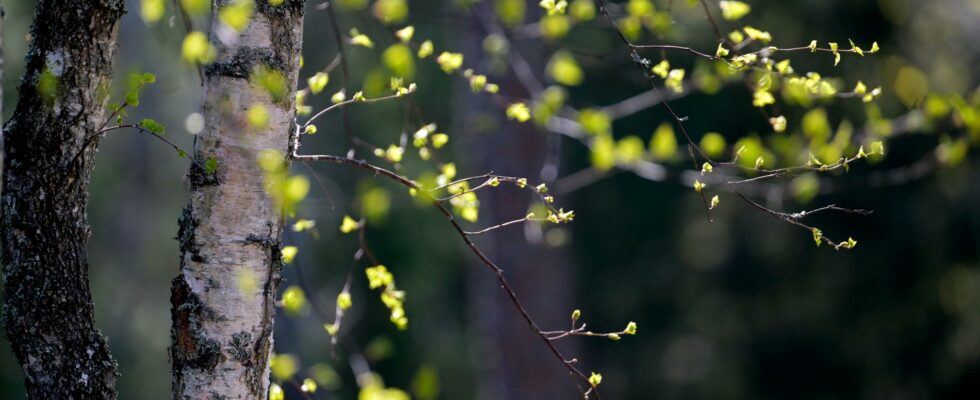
[455,6,579,400]
[169,1,306,398]
[1,1,125,398]
[0,1,4,194]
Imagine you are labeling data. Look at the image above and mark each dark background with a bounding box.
[1,0,979,398]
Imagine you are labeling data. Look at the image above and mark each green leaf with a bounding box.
[665,69,685,93]
[139,118,166,135]
[204,157,219,174]
[270,353,299,381]
[546,50,584,86]
[435,52,464,73]
[588,372,602,387]
[870,140,885,155]
[280,246,299,264]
[495,0,526,26]
[699,132,726,158]
[791,174,820,204]
[811,228,823,247]
[590,134,615,171]
[715,43,730,57]
[251,67,288,102]
[372,0,408,24]
[182,31,216,64]
[431,133,449,149]
[140,0,166,24]
[808,152,824,166]
[307,72,329,94]
[743,26,772,43]
[649,122,678,160]
[301,378,318,393]
[395,26,415,42]
[539,0,568,16]
[417,40,434,58]
[614,136,646,164]
[126,91,140,107]
[719,1,751,21]
[411,364,440,400]
[350,28,375,48]
[366,265,394,289]
[337,291,353,310]
[180,0,210,16]
[218,0,254,32]
[578,109,612,136]
[269,383,285,400]
[339,215,361,233]
[752,90,775,107]
[848,39,864,56]
[382,44,416,78]
[651,60,670,78]
[569,0,595,21]
[506,103,531,123]
[802,108,832,141]
[247,104,270,129]
[539,15,571,40]
[281,286,306,315]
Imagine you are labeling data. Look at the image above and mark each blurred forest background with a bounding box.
[2,0,980,399]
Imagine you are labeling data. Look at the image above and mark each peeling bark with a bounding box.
[170,2,306,398]
[0,1,125,398]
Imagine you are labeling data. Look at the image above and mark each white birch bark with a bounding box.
[170,2,305,398]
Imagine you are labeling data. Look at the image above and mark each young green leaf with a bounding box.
[204,158,219,175]
[139,118,166,135]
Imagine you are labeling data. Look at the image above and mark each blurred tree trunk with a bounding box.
[0,0,4,194]
[456,5,579,399]
[169,2,305,398]
[0,1,125,398]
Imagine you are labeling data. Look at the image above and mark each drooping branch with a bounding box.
[586,0,872,248]
[293,152,604,398]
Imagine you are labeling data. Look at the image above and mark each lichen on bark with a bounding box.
[1,1,126,398]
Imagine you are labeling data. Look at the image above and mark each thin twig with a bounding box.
[293,153,602,399]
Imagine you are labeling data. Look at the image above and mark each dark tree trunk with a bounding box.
[456,6,579,399]
[169,1,306,398]
[1,1,125,398]
[0,0,4,193]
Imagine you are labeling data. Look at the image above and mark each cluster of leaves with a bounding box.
[127,0,980,398]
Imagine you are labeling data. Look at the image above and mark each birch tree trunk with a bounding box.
[170,2,305,398]
[0,1,125,398]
